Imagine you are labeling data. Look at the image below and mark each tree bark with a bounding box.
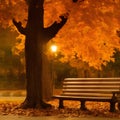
[13,0,67,109]
[42,53,53,101]
[21,0,50,108]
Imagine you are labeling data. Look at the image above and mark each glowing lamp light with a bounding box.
[51,45,57,52]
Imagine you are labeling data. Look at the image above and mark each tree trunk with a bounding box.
[42,53,53,101]
[13,0,67,109]
[20,0,49,108]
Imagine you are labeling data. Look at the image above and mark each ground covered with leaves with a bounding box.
[0,99,120,118]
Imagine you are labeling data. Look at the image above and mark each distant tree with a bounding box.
[101,50,120,77]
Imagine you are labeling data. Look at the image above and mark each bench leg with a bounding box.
[110,101,116,112]
[59,99,64,108]
[80,100,87,110]
[117,102,120,110]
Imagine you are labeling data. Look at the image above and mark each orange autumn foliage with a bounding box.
[0,0,120,69]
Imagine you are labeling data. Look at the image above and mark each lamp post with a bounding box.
[50,45,57,93]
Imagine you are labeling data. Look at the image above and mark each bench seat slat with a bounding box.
[63,82,120,85]
[64,80,120,82]
[61,93,113,97]
[63,85,120,89]
[63,89,120,93]
[62,93,116,97]
[64,78,120,81]
[53,95,113,102]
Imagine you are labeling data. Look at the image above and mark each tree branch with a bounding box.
[116,30,120,37]
[44,14,68,42]
[12,19,26,35]
[73,0,78,2]
[72,0,84,3]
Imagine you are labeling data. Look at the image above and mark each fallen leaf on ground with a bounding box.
[0,99,120,118]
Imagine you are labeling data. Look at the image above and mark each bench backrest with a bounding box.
[62,78,120,98]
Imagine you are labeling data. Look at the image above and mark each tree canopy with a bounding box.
[0,0,120,69]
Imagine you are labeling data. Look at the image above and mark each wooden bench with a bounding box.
[53,78,120,112]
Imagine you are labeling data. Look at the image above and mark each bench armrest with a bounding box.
[112,92,120,100]
[113,91,120,95]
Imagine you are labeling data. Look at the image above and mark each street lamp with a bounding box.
[51,45,57,53]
